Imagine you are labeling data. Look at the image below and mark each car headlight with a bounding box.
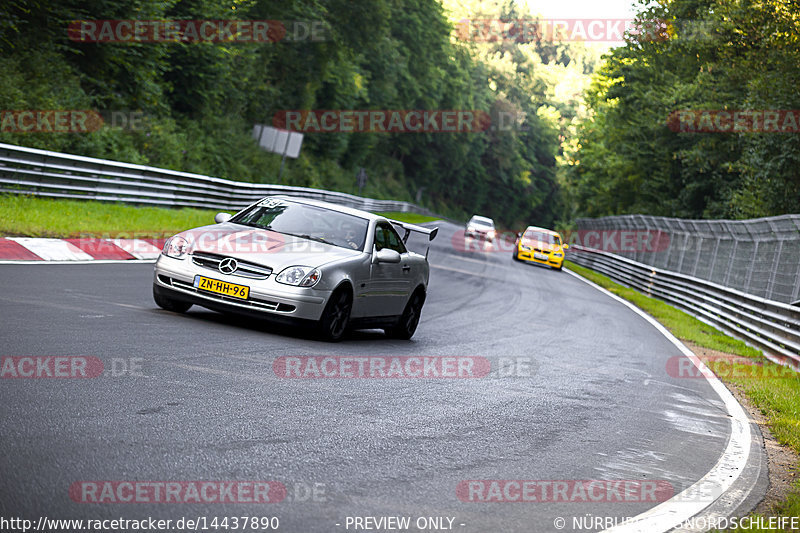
[553,252,563,257]
[275,266,321,287]
[163,236,189,259]
[520,244,531,251]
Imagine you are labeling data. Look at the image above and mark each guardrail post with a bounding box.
[676,220,690,274]
[766,239,782,301]
[723,222,739,287]
[691,237,703,278]
[744,241,759,295]
[637,216,647,264]
[708,235,721,284]
[659,219,672,270]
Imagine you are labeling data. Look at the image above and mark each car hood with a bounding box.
[521,239,561,251]
[179,223,363,270]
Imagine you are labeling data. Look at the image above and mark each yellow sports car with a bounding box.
[513,226,569,270]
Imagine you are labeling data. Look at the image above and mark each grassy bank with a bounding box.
[0,195,220,238]
[0,195,440,238]
[565,260,800,527]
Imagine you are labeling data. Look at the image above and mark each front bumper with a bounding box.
[153,255,329,321]
[516,248,563,268]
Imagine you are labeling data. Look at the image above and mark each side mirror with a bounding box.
[215,212,232,224]
[563,243,570,250]
[516,232,522,239]
[374,248,401,264]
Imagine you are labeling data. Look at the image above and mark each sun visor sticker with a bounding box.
[258,198,287,209]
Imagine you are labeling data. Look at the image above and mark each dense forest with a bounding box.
[1,0,797,226]
[0,0,599,227]
[562,0,800,220]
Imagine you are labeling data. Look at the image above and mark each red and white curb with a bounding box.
[0,237,166,262]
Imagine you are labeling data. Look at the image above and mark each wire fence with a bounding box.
[575,214,800,305]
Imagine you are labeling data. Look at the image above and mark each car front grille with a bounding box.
[191,252,273,280]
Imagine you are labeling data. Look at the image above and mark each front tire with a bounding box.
[153,285,192,313]
[317,287,352,342]
[385,290,425,340]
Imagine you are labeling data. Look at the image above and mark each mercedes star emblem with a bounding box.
[218,257,238,275]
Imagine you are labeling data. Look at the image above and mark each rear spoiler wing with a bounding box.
[388,219,439,259]
[388,219,439,243]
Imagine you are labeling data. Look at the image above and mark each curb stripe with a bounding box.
[144,238,168,250]
[65,238,136,260]
[0,238,43,260]
[8,237,94,261]
[0,237,164,262]
[108,238,161,260]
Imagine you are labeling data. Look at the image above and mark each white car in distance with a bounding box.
[465,215,496,242]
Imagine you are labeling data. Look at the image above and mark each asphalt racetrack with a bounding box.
[0,222,752,532]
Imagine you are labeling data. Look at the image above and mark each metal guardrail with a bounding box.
[0,142,440,216]
[568,245,800,372]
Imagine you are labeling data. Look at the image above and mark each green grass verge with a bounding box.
[0,194,223,238]
[565,260,800,529]
[565,261,762,358]
[374,211,441,224]
[0,195,441,239]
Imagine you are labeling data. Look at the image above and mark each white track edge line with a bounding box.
[563,268,752,533]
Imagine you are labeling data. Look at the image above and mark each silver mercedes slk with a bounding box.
[152,196,438,341]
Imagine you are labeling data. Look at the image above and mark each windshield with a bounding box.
[470,217,494,227]
[523,230,560,245]
[231,199,369,251]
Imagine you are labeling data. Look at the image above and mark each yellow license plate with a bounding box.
[194,276,249,299]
